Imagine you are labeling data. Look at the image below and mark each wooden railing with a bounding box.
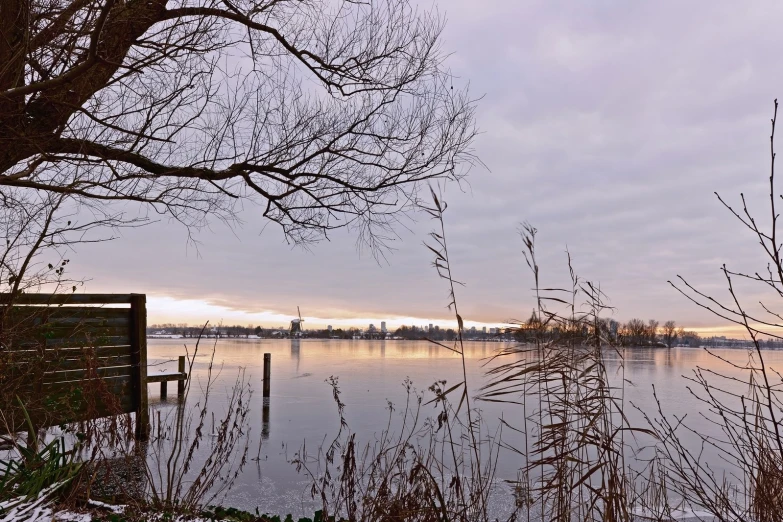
[0,293,150,439]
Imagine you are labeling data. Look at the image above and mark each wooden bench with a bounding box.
[0,293,185,440]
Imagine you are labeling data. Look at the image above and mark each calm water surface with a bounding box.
[146,339,783,516]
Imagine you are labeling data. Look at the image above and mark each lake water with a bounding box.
[146,339,783,517]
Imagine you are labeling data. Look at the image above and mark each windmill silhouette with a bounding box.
[289,306,304,337]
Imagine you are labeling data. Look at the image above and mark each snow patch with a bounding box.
[86,499,125,514]
[633,506,718,521]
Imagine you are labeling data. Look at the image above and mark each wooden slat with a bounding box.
[146,372,187,383]
[0,293,133,305]
[4,338,131,351]
[40,325,131,338]
[4,307,132,321]
[42,375,134,399]
[3,344,133,362]
[32,325,131,339]
[41,365,134,384]
[11,374,135,396]
[4,359,134,384]
[5,374,134,403]
[30,316,131,327]
[46,354,133,371]
[6,354,133,373]
[44,335,131,348]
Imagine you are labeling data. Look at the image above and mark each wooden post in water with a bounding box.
[160,381,167,401]
[177,356,186,397]
[263,353,271,398]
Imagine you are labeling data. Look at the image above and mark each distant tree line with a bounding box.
[148,324,264,338]
[393,325,458,341]
[509,314,703,348]
[613,318,702,347]
[147,319,704,346]
[148,323,493,341]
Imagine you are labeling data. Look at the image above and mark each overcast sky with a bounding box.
[68,1,783,336]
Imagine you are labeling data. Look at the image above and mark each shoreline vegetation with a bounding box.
[144,321,690,345]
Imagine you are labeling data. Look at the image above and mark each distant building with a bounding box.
[482,326,487,334]
[470,326,477,334]
[429,323,433,332]
[369,323,376,332]
[327,325,333,333]
[381,321,387,333]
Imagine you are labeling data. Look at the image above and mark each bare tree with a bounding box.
[0,0,478,258]
[661,320,677,348]
[647,319,659,344]
[679,330,700,348]
[650,100,783,521]
[623,318,647,346]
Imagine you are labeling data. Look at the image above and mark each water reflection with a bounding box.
[290,338,300,373]
[261,398,270,440]
[146,339,783,516]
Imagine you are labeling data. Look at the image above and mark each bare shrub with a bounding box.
[641,100,783,521]
[292,377,492,522]
[132,327,253,513]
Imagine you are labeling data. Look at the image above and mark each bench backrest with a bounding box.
[0,294,148,438]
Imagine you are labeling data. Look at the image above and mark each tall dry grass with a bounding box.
[478,224,656,522]
[291,188,501,522]
[290,188,663,522]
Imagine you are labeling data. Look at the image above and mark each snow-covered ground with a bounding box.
[0,499,212,522]
[0,485,722,522]
[0,483,92,522]
[0,502,726,522]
